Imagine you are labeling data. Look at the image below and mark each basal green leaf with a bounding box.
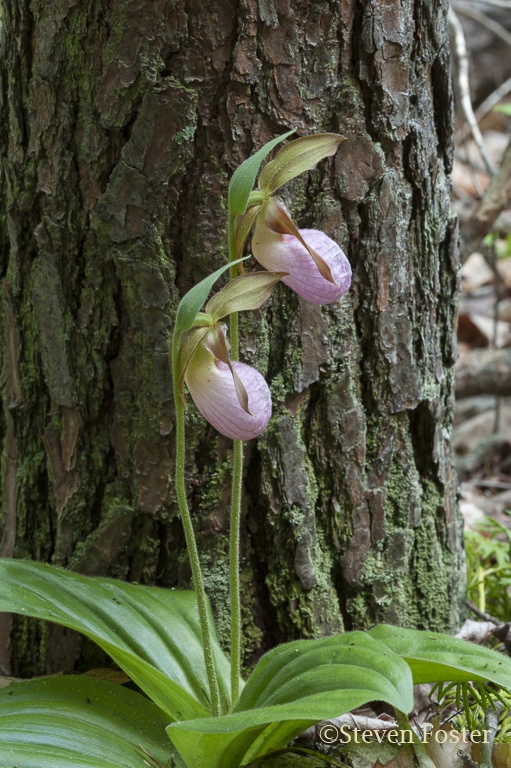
[0,559,231,720]
[99,639,207,722]
[369,624,511,688]
[0,675,179,768]
[235,631,411,712]
[240,719,313,766]
[168,725,266,768]
[167,632,413,768]
[228,130,295,216]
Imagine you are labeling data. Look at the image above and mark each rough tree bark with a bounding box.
[0,0,463,677]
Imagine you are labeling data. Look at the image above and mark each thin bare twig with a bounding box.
[457,750,480,768]
[465,0,511,11]
[461,137,511,258]
[453,1,511,143]
[475,76,511,123]
[453,2,511,48]
[472,479,511,489]
[466,599,500,625]
[455,349,511,399]
[488,238,503,433]
[449,8,496,177]
[456,73,511,145]
[480,700,504,768]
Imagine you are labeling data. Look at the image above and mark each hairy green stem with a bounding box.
[229,437,243,705]
[172,345,221,717]
[395,711,436,768]
[228,212,243,706]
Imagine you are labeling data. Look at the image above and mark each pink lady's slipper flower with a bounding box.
[177,272,284,440]
[235,133,351,305]
[184,328,272,441]
[252,197,351,305]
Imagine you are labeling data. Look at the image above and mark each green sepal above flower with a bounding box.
[232,133,346,263]
[258,133,345,194]
[205,271,286,320]
[228,129,296,216]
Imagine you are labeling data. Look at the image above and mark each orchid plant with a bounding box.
[1,133,511,768]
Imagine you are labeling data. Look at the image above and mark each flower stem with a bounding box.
[229,435,243,705]
[228,212,243,707]
[172,346,221,717]
[395,711,437,768]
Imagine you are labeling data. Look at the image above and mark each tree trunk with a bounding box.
[0,0,463,676]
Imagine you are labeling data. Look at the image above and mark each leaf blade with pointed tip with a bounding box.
[167,632,414,768]
[0,559,231,721]
[258,133,345,194]
[205,272,286,320]
[174,257,248,336]
[171,257,247,392]
[369,624,511,688]
[228,130,296,216]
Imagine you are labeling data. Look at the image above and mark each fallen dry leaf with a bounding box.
[453,156,489,199]
[453,400,511,454]
[457,313,511,348]
[425,721,473,768]
[374,745,415,768]
[343,737,400,768]
[462,252,496,291]
[497,259,511,290]
[456,618,495,643]
[498,298,511,323]
[82,667,131,684]
[493,742,511,768]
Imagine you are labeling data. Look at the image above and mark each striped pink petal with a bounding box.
[252,221,351,304]
[184,343,271,440]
